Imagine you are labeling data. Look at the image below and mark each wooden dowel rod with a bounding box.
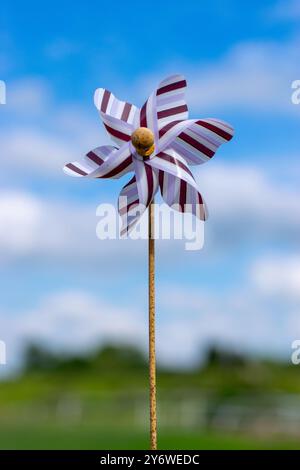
[148,199,157,450]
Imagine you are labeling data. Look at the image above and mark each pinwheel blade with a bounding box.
[63,144,133,179]
[171,118,234,165]
[147,148,207,220]
[100,113,134,148]
[155,74,188,128]
[94,88,140,126]
[140,74,188,145]
[95,88,140,147]
[158,117,234,161]
[118,159,158,236]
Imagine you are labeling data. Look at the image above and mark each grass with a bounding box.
[2,347,300,450]
[0,425,299,450]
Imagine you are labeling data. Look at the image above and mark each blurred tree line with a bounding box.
[24,343,147,374]
[23,342,249,375]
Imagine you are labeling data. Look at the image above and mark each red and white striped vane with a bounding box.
[63,75,234,236]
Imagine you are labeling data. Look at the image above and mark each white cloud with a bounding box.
[55,103,106,149]
[7,78,51,115]
[0,189,147,265]
[197,163,300,248]
[2,271,298,377]
[0,191,42,255]
[251,255,300,300]
[157,279,300,367]
[0,129,75,175]
[19,290,145,349]
[0,118,104,177]
[0,159,299,263]
[0,77,105,176]
[188,37,300,113]
[136,36,300,115]
[0,290,146,377]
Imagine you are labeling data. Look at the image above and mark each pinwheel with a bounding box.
[64,75,234,235]
[63,74,234,449]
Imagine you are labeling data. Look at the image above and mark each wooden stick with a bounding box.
[148,199,157,450]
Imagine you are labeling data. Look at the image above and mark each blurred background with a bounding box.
[0,0,300,449]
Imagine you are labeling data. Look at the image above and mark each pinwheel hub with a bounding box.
[131,127,155,157]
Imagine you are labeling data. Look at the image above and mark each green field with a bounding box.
[1,344,300,450]
[1,426,299,450]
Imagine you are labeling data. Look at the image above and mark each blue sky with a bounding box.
[0,0,300,374]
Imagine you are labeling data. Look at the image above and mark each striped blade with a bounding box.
[118,159,158,236]
[171,118,234,165]
[94,88,140,146]
[63,143,133,179]
[158,117,234,162]
[147,148,207,221]
[140,75,188,145]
